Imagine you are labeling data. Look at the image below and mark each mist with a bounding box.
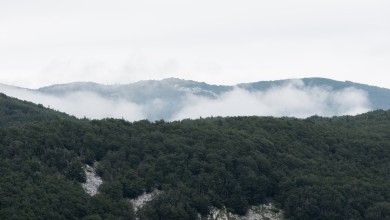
[0,85,146,121]
[0,80,371,122]
[172,80,371,120]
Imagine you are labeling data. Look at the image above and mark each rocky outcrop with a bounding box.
[129,189,161,212]
[81,162,103,196]
[204,204,283,220]
[127,189,283,220]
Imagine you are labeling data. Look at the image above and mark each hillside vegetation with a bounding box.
[1,93,390,219]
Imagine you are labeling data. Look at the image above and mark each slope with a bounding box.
[238,77,390,110]
[1,93,390,219]
[2,77,390,120]
[35,77,390,119]
[0,93,134,219]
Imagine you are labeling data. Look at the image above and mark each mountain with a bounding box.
[1,77,390,120]
[238,78,390,111]
[2,92,390,219]
[36,78,231,120]
[38,78,231,98]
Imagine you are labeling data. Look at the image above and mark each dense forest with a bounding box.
[1,93,390,219]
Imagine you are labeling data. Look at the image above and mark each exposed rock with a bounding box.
[129,189,161,212]
[202,203,283,220]
[245,204,283,220]
[126,189,282,220]
[81,162,103,196]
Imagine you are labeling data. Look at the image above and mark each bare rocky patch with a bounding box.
[202,204,283,220]
[81,162,103,196]
[129,189,162,212]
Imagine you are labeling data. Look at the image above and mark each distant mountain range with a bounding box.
[1,77,390,120]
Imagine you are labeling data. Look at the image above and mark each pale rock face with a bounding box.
[81,163,103,196]
[203,204,283,220]
[245,204,284,220]
[129,189,162,212]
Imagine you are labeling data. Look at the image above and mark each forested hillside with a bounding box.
[1,93,390,219]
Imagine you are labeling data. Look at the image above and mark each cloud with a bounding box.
[1,0,390,89]
[0,79,372,122]
[44,92,146,121]
[171,80,371,120]
[0,85,146,121]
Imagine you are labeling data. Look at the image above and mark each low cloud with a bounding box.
[45,92,146,121]
[171,80,371,120]
[0,85,146,121]
[0,79,371,122]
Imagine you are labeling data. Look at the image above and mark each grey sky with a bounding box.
[1,0,389,89]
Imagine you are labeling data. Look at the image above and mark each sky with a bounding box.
[0,0,390,89]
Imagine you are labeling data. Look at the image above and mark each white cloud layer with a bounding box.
[0,85,146,121]
[171,80,371,120]
[0,80,371,121]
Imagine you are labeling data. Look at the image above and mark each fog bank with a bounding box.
[0,80,371,121]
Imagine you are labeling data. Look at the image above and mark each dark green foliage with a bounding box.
[2,93,390,219]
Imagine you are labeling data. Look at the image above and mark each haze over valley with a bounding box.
[1,77,389,121]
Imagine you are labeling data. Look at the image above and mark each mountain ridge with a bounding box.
[1,77,390,121]
[36,77,390,91]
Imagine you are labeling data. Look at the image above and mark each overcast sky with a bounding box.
[1,0,389,89]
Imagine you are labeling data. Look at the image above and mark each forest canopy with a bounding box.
[1,93,390,219]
